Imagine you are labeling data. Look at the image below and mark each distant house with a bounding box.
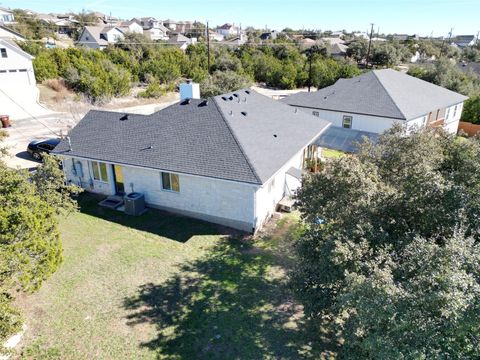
[0,38,36,89]
[0,7,15,25]
[281,69,468,139]
[117,20,143,35]
[330,43,348,59]
[163,19,194,34]
[451,35,476,48]
[207,30,224,42]
[392,34,418,41]
[77,26,124,49]
[53,85,330,232]
[132,18,170,41]
[217,23,240,37]
[458,62,480,78]
[168,33,197,51]
[260,30,289,41]
[36,13,78,35]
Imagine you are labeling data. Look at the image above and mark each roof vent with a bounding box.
[222,96,227,101]
[273,134,278,138]
[233,93,239,97]
[120,114,129,121]
[241,111,248,116]
[294,108,298,113]
[229,96,234,101]
[199,99,209,107]
[181,98,191,105]
[229,110,233,116]
[245,90,251,94]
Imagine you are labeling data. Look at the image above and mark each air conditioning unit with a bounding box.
[124,192,146,216]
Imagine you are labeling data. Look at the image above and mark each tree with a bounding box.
[292,126,480,358]
[0,144,80,342]
[462,96,480,124]
[346,39,368,62]
[200,70,251,97]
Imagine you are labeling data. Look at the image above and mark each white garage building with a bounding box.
[0,39,35,88]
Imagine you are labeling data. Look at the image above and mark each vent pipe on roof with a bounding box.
[179,80,200,101]
[67,136,72,152]
[120,114,129,121]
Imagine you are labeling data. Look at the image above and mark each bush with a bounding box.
[137,81,166,98]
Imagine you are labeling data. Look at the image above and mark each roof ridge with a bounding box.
[372,70,407,120]
[212,96,262,184]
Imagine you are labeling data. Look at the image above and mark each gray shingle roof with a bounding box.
[53,90,330,185]
[282,69,468,120]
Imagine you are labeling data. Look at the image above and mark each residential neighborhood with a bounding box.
[0,1,480,359]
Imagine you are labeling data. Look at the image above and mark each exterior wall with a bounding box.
[62,156,257,232]
[254,149,304,228]
[0,42,35,89]
[125,23,143,34]
[300,107,402,134]
[143,28,168,41]
[443,102,463,134]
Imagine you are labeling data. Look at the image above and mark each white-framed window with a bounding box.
[445,108,450,119]
[91,161,108,182]
[453,105,458,118]
[161,172,180,192]
[342,115,352,129]
[0,48,7,58]
[422,116,428,127]
[312,111,319,117]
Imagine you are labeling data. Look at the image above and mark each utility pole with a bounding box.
[207,21,210,74]
[365,23,374,68]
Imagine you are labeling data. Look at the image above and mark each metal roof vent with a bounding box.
[222,96,227,101]
[120,114,129,121]
[229,95,234,101]
[181,98,191,105]
[199,99,209,107]
[233,93,239,97]
[241,111,247,116]
[273,134,278,138]
[245,89,251,94]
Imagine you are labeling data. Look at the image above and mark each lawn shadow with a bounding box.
[123,234,315,359]
[77,193,238,243]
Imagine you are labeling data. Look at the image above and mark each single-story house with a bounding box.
[281,69,468,140]
[77,26,124,49]
[0,38,36,89]
[53,85,330,232]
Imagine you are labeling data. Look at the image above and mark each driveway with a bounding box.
[2,112,76,169]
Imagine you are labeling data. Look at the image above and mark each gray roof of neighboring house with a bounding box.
[315,126,378,153]
[281,69,469,120]
[331,43,348,55]
[53,89,330,185]
[168,33,190,43]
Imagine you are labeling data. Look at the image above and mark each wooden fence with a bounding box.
[458,121,480,137]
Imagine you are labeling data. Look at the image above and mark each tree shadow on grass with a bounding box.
[77,193,236,243]
[124,235,314,359]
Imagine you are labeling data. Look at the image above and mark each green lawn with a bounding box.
[16,195,312,359]
[322,148,346,159]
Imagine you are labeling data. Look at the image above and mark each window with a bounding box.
[342,115,352,129]
[161,172,180,192]
[0,48,7,58]
[312,111,319,117]
[453,105,458,118]
[445,108,450,119]
[91,161,108,182]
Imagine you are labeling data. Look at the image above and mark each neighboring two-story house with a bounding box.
[281,69,468,142]
[53,85,330,232]
[132,17,170,41]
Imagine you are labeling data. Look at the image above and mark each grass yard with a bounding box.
[321,148,346,159]
[15,194,312,359]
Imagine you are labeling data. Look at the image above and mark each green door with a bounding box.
[113,165,125,194]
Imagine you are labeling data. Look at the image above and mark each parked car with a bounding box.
[27,138,61,160]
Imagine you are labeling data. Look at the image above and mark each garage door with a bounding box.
[0,69,31,88]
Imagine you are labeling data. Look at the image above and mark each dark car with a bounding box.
[27,138,61,160]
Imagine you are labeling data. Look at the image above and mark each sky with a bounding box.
[2,0,479,36]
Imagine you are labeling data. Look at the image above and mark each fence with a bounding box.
[458,121,480,137]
